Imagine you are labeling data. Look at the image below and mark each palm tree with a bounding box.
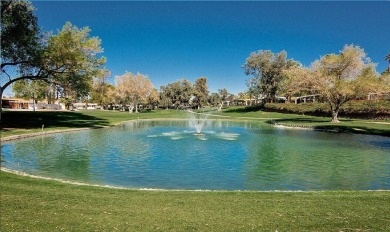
[386,53,390,73]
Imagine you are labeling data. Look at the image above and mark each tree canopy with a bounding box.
[1,0,106,115]
[115,72,154,113]
[1,0,42,100]
[243,50,299,103]
[159,79,193,109]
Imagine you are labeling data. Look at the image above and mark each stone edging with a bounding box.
[0,128,93,142]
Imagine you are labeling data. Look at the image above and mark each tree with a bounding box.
[159,85,173,109]
[1,0,42,114]
[385,53,390,73]
[312,44,377,123]
[43,22,106,102]
[281,65,322,101]
[208,93,221,107]
[159,79,193,109]
[192,77,209,109]
[1,0,106,115]
[115,72,153,113]
[90,68,112,107]
[147,88,159,109]
[12,79,48,110]
[217,88,229,111]
[245,78,261,105]
[243,50,299,103]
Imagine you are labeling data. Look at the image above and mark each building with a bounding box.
[1,98,64,110]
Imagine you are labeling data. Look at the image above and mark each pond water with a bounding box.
[1,120,390,191]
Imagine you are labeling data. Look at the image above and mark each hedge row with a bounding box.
[265,100,390,119]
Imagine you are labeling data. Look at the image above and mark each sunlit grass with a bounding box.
[1,171,389,231]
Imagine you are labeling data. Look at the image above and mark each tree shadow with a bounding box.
[270,118,329,124]
[1,111,110,130]
[224,105,264,113]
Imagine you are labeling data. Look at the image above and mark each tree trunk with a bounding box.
[0,88,3,121]
[32,92,36,111]
[331,104,340,123]
[128,105,134,113]
[218,102,223,111]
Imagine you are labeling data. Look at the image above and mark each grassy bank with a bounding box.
[1,171,389,231]
[1,107,390,137]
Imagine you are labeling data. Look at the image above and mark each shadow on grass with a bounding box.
[1,111,109,131]
[224,105,264,113]
[270,118,329,124]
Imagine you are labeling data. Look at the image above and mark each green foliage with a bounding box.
[90,69,113,107]
[159,79,193,108]
[243,50,299,102]
[208,92,220,106]
[311,45,378,122]
[1,1,106,117]
[12,79,49,102]
[43,22,106,100]
[0,0,43,103]
[0,0,41,67]
[192,77,209,108]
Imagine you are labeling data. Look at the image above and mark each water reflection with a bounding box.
[1,120,389,190]
[244,128,390,190]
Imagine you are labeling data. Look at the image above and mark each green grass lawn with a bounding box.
[1,171,389,231]
[1,107,390,231]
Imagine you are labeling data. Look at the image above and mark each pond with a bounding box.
[1,120,390,191]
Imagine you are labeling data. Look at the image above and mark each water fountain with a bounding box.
[187,110,208,135]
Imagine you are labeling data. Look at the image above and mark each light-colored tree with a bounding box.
[115,72,153,113]
[312,44,377,123]
[192,77,209,109]
[281,65,322,102]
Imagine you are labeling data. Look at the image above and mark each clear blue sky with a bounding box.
[30,1,389,95]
